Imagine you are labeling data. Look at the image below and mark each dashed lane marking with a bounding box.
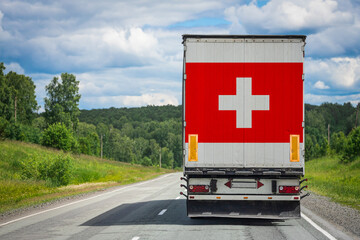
[158,209,167,215]
[131,237,140,240]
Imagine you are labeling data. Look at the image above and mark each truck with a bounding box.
[180,35,308,219]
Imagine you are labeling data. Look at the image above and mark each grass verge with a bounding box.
[305,155,360,211]
[0,140,173,214]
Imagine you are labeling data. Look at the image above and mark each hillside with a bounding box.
[305,155,360,211]
[78,105,183,168]
[79,105,182,127]
[0,140,172,214]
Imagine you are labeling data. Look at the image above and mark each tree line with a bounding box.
[0,62,182,169]
[305,102,360,162]
[1,61,360,166]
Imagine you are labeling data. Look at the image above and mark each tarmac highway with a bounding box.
[0,172,354,240]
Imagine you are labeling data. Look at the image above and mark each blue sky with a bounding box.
[0,0,359,111]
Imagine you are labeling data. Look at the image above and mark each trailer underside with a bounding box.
[187,199,301,219]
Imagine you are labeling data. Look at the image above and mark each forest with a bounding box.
[1,63,360,168]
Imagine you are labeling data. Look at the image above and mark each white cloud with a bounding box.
[4,62,24,74]
[1,0,360,110]
[305,93,360,105]
[314,81,330,89]
[0,10,12,40]
[124,93,179,107]
[82,93,179,109]
[224,0,360,58]
[225,0,353,33]
[306,57,360,89]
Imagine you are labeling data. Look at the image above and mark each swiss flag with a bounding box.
[185,62,303,143]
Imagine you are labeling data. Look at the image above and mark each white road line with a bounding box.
[175,196,180,199]
[158,209,167,215]
[0,174,173,227]
[301,213,337,240]
[131,237,140,240]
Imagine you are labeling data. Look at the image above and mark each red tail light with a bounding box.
[189,185,209,193]
[279,185,299,194]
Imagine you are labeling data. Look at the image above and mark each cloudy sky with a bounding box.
[1,0,360,110]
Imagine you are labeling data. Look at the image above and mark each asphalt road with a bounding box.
[0,172,352,240]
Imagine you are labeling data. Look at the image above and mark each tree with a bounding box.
[330,131,346,154]
[41,122,77,151]
[0,63,38,124]
[76,122,100,156]
[5,71,38,123]
[44,73,81,130]
[341,127,360,163]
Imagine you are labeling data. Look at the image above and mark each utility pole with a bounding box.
[14,96,17,123]
[100,134,103,159]
[159,147,162,168]
[328,124,330,145]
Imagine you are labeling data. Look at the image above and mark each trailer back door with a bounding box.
[183,35,305,172]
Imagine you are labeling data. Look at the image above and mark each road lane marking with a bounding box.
[0,174,174,227]
[132,237,140,240]
[158,209,167,215]
[176,196,180,199]
[301,213,337,240]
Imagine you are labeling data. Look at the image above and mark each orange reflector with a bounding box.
[290,135,300,162]
[216,197,221,199]
[188,134,198,162]
[244,197,248,199]
[268,197,272,199]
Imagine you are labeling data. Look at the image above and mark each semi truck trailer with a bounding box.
[180,35,308,219]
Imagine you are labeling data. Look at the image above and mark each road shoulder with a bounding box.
[302,191,360,239]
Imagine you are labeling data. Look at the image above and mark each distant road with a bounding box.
[0,173,353,240]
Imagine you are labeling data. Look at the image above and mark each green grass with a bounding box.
[305,155,360,211]
[0,140,173,214]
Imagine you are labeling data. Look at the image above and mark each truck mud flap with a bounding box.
[187,200,300,219]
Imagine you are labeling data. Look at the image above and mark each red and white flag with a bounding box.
[183,38,304,168]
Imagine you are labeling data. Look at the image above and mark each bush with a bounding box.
[41,123,76,151]
[330,131,346,154]
[4,122,26,141]
[141,156,152,166]
[341,127,360,163]
[21,124,42,144]
[20,154,73,186]
[0,117,8,140]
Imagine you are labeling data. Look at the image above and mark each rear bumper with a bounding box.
[188,195,300,201]
[187,200,300,219]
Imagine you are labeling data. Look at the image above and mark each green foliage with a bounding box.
[5,71,39,123]
[306,155,360,210]
[0,64,38,124]
[305,103,358,160]
[79,105,181,169]
[44,73,81,130]
[141,156,152,166]
[32,116,47,131]
[41,123,76,151]
[0,117,9,140]
[330,131,346,154]
[160,147,174,168]
[341,127,360,163]
[0,140,172,213]
[20,154,73,186]
[76,122,100,156]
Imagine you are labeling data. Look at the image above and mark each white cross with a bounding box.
[219,77,269,128]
